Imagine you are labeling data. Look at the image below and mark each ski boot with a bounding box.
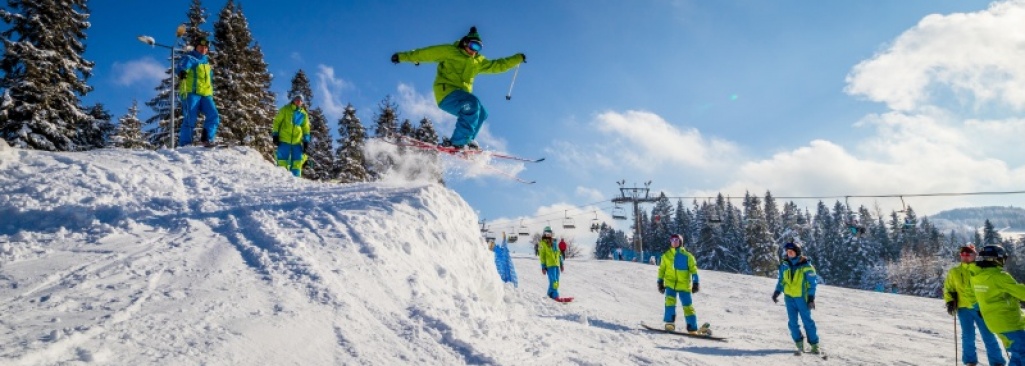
[809,343,820,354]
[794,340,805,356]
[664,323,675,331]
[466,140,481,150]
[688,321,713,336]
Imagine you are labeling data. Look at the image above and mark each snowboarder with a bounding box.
[537,226,564,300]
[772,240,822,355]
[944,244,1006,366]
[271,96,310,177]
[176,38,221,147]
[657,234,706,334]
[390,26,526,150]
[972,245,1025,366]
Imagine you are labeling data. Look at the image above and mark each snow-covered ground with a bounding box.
[0,142,993,365]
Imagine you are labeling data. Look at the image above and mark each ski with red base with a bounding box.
[382,136,545,163]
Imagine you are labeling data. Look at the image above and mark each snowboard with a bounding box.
[640,322,727,342]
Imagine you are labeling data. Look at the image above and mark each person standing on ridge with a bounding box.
[271,95,310,177]
[176,38,221,147]
[944,244,1006,366]
[972,245,1025,366]
[773,239,822,355]
[391,26,525,150]
[657,234,707,335]
[537,227,564,300]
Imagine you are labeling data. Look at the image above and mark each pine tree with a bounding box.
[745,193,776,277]
[110,101,152,150]
[212,0,276,157]
[335,104,369,182]
[146,0,211,148]
[982,219,1002,246]
[593,223,616,260]
[77,103,115,150]
[648,192,674,255]
[368,96,400,177]
[0,0,94,151]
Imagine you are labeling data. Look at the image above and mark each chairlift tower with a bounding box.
[611,180,659,262]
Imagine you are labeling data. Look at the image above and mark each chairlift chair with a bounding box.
[517,220,530,236]
[590,211,600,232]
[507,235,518,243]
[562,210,576,229]
[612,205,627,220]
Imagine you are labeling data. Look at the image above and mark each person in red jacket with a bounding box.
[558,238,567,258]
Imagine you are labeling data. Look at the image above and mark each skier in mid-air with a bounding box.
[391,26,525,150]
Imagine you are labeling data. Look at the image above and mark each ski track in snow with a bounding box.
[0,144,982,365]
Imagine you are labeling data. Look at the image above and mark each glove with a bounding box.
[945,301,956,316]
[772,290,781,304]
[807,295,816,310]
[541,268,547,275]
[178,71,187,80]
[301,142,307,154]
[272,134,279,145]
[518,53,527,63]
[692,283,700,294]
[391,53,399,64]
[560,265,564,272]
[657,281,665,294]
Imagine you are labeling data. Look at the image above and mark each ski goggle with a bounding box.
[670,237,681,244]
[960,251,975,256]
[468,40,482,52]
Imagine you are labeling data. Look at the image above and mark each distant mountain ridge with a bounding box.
[929,206,1025,234]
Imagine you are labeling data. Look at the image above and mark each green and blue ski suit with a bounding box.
[658,247,700,331]
[776,256,819,345]
[973,265,1025,366]
[394,42,524,147]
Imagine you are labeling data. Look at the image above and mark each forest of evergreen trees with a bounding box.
[592,192,1025,298]
[0,0,439,184]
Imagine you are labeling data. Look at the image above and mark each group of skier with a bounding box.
[944,244,1025,366]
[175,37,311,177]
[173,25,523,177]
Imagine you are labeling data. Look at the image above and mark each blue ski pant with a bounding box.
[663,288,698,331]
[784,295,819,345]
[957,305,1006,365]
[438,90,488,147]
[275,143,306,177]
[179,94,220,147]
[545,266,560,299]
[999,330,1025,366]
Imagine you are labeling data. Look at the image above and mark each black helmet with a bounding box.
[783,241,802,257]
[977,245,1008,266]
[192,38,209,47]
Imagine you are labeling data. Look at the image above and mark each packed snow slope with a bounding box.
[0,142,980,365]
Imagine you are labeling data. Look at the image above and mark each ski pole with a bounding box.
[505,65,520,101]
[953,312,958,366]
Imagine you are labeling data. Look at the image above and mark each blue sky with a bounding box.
[83,0,1025,246]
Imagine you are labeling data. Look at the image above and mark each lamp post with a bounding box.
[137,24,186,149]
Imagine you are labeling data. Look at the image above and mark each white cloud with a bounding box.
[110,57,165,87]
[315,64,353,121]
[575,186,605,202]
[845,1,1025,111]
[591,110,741,172]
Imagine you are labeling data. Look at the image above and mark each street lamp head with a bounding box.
[176,24,186,38]
[137,35,156,46]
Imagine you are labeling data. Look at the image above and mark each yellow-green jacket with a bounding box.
[176,51,214,97]
[972,266,1025,334]
[538,238,563,268]
[272,104,310,145]
[658,248,698,291]
[395,43,524,104]
[943,263,979,308]
[775,256,817,299]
